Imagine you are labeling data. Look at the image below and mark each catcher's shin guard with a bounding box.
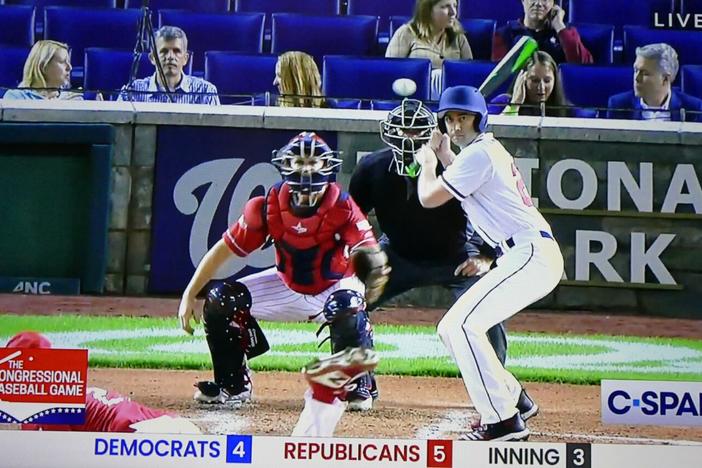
[202,282,269,392]
[316,289,377,409]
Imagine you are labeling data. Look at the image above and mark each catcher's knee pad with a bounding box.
[319,289,374,354]
[203,282,270,388]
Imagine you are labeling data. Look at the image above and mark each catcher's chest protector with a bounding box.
[266,183,351,249]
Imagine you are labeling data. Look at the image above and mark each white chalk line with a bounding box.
[414,409,702,445]
[188,408,250,435]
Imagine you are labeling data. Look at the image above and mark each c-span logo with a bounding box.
[602,379,702,426]
[0,348,88,425]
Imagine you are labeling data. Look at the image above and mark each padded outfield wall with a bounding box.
[0,100,700,317]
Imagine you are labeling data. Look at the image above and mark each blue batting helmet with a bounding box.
[437,86,488,133]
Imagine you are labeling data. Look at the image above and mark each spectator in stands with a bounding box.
[386,0,473,99]
[273,51,325,108]
[607,43,702,122]
[489,50,583,117]
[119,26,219,105]
[3,40,83,101]
[493,0,592,64]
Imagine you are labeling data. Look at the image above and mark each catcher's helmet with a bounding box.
[321,289,367,323]
[271,132,342,207]
[437,86,488,134]
[379,98,436,178]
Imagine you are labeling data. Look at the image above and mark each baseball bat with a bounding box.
[477,36,538,97]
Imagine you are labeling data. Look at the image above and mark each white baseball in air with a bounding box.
[392,78,417,97]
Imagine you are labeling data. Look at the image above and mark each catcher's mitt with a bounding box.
[350,246,391,304]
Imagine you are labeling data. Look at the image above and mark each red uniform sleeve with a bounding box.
[222,196,268,256]
[558,27,593,64]
[340,196,378,252]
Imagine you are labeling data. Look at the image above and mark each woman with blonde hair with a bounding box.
[386,0,472,98]
[3,40,82,100]
[273,51,325,108]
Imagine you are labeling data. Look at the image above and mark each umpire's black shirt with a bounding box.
[349,148,482,263]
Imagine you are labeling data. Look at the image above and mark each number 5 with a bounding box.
[433,445,445,463]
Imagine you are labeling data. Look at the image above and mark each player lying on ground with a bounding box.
[178,132,389,411]
[416,86,563,441]
[5,331,376,437]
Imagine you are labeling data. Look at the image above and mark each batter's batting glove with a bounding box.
[350,246,391,305]
[302,347,379,404]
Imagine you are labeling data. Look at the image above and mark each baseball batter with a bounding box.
[416,86,564,441]
[178,132,388,411]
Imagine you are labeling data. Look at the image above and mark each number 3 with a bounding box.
[573,448,585,466]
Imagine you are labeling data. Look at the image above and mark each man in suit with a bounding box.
[607,43,702,122]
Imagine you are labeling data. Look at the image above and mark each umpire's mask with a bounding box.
[379,99,436,178]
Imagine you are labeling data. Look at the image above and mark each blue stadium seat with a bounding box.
[571,23,614,64]
[43,7,141,73]
[461,18,496,61]
[125,0,230,12]
[681,65,702,99]
[442,60,509,99]
[559,64,631,108]
[323,56,431,110]
[681,0,702,15]
[347,0,414,43]
[568,0,674,29]
[458,0,523,26]
[234,0,339,15]
[158,10,264,75]
[0,46,30,91]
[272,14,378,65]
[623,26,702,66]
[204,52,277,105]
[0,5,35,47]
[4,0,116,36]
[389,15,410,38]
[83,48,167,100]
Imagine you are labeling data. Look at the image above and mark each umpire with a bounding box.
[349,99,507,364]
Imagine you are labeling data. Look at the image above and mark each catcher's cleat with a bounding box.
[194,367,252,405]
[460,413,530,442]
[303,347,379,404]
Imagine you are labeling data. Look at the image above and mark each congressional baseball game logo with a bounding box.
[602,380,702,426]
[0,348,87,424]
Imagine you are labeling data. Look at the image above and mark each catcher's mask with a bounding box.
[379,98,436,178]
[271,131,342,208]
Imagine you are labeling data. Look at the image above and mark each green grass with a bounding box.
[1,314,701,385]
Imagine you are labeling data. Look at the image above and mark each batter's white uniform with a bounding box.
[438,132,564,425]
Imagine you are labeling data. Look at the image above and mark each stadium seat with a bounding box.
[0,5,35,47]
[559,64,631,108]
[462,18,496,62]
[43,7,141,73]
[234,0,339,15]
[623,26,702,67]
[4,0,116,36]
[272,14,378,66]
[681,65,702,99]
[681,0,702,15]
[157,10,264,74]
[442,60,509,99]
[568,0,674,29]
[571,23,614,64]
[0,46,30,91]
[458,0,523,26]
[124,0,230,13]
[389,15,410,38]
[83,48,169,100]
[204,52,277,105]
[323,56,431,110]
[347,0,414,43]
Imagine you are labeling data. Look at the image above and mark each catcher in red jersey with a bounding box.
[178,132,389,411]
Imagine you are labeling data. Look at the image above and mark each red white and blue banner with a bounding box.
[0,348,88,424]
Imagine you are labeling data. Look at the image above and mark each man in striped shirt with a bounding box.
[118,26,219,105]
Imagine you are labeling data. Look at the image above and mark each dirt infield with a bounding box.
[3,294,702,443]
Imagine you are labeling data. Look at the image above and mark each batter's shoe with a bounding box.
[517,389,539,421]
[194,367,252,405]
[303,347,379,406]
[460,413,529,442]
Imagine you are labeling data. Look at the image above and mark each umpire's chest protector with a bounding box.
[265,183,353,288]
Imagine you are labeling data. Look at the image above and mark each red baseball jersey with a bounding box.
[223,182,377,295]
[22,387,169,432]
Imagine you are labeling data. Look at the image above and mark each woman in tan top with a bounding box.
[385,0,473,69]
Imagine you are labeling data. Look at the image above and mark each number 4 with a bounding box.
[231,441,246,458]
